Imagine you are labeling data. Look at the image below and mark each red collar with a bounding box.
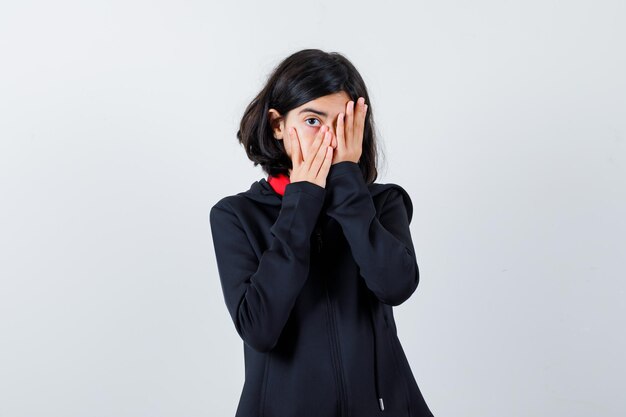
[267,173,290,196]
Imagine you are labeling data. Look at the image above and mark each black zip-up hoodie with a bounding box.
[209,161,435,417]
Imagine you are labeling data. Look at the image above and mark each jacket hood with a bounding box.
[238,178,414,223]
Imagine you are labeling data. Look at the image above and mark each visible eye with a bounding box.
[304,117,320,127]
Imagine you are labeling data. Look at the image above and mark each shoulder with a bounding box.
[210,178,270,215]
[209,195,237,227]
[367,181,414,223]
[209,192,252,227]
[210,189,259,212]
[211,194,241,213]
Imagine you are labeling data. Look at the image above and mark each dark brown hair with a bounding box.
[237,48,380,184]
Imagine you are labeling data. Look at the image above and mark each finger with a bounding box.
[354,99,367,148]
[289,128,302,167]
[360,104,368,149]
[303,125,328,169]
[345,100,354,148]
[310,130,331,174]
[329,129,337,149]
[317,145,333,179]
[336,112,345,151]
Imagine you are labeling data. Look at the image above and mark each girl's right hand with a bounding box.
[288,125,334,188]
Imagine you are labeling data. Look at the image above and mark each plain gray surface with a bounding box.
[1,1,625,416]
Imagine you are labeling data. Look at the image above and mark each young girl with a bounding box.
[210,49,435,417]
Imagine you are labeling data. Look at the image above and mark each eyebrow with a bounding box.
[298,107,328,117]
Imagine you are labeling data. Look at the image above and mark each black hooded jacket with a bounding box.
[209,161,435,417]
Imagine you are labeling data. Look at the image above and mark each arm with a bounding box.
[209,181,325,352]
[324,161,419,306]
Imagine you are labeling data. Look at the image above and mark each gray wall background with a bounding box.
[1,1,624,416]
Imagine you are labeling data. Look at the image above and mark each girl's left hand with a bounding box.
[332,97,368,165]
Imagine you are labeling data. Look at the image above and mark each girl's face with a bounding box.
[268,91,352,165]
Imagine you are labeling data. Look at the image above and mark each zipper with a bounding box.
[315,227,323,254]
[325,283,349,417]
[316,225,349,417]
[369,306,385,411]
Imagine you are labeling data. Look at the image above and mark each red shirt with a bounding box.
[267,173,290,196]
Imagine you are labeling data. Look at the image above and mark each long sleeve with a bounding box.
[324,161,419,306]
[209,181,326,352]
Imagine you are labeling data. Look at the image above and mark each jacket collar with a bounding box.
[238,173,414,222]
[267,173,290,196]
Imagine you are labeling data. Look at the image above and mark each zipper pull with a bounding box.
[378,397,385,411]
[315,227,323,253]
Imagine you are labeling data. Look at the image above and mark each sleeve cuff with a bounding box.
[327,161,362,181]
[284,180,327,200]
